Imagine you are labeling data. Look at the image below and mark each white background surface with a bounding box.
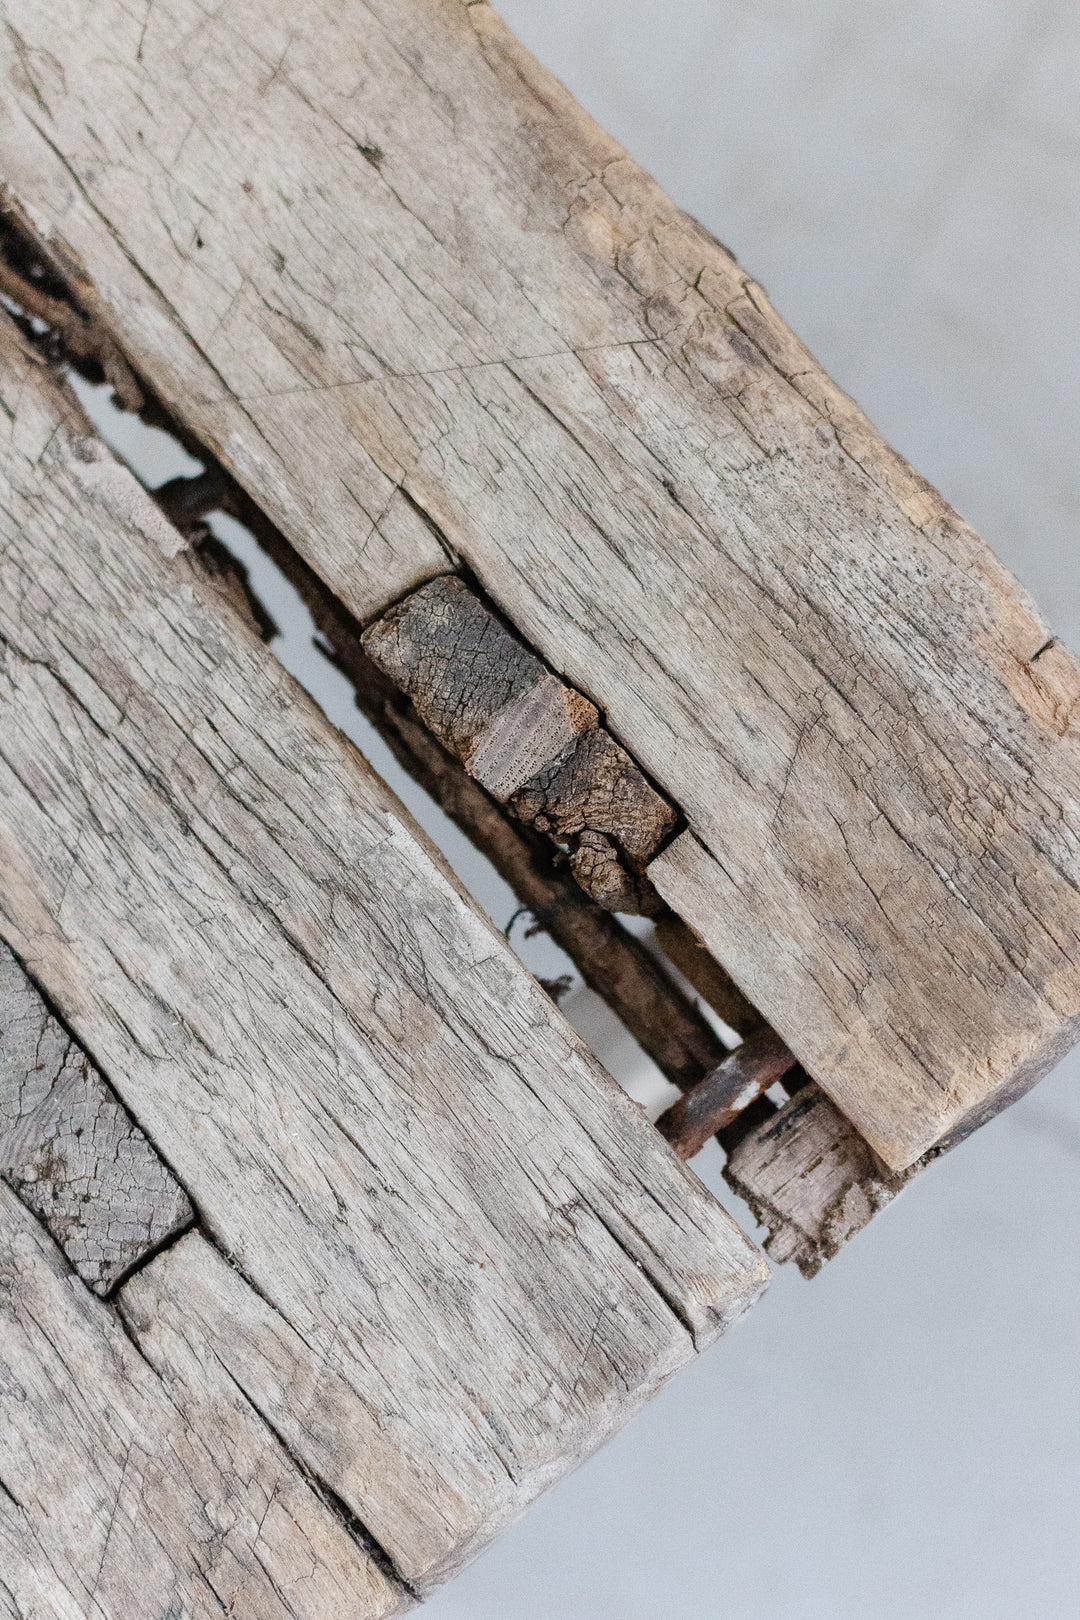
[419,3,1080,1616]
[76,4,1080,1614]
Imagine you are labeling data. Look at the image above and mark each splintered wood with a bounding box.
[0,1183,403,1619]
[2,0,1077,1168]
[363,575,676,912]
[724,1086,921,1277]
[0,315,767,1606]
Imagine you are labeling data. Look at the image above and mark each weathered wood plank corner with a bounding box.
[1,0,1077,1610]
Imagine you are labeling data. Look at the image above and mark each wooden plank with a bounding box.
[1,0,1077,1167]
[724,1085,921,1278]
[1,939,194,1295]
[117,1229,470,1590]
[0,318,767,1589]
[0,1181,403,1619]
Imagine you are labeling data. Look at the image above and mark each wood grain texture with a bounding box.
[245,525,729,1090]
[118,1230,466,1592]
[724,1085,920,1278]
[0,1181,403,1620]
[0,319,767,1589]
[1,0,1076,1166]
[0,940,193,1294]
[651,914,767,1040]
[363,575,599,802]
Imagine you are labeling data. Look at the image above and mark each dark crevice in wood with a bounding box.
[194,1230,324,1361]
[207,486,729,1092]
[590,1206,701,1351]
[395,482,460,570]
[0,201,143,409]
[99,1212,199,1300]
[210,1358,422,1602]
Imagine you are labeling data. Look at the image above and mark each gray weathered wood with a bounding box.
[724,1084,921,1278]
[0,940,193,1294]
[363,575,675,911]
[0,1180,404,1619]
[2,0,1076,1167]
[0,317,768,1590]
[119,1229,461,1590]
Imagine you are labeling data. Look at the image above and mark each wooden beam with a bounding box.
[1,0,1076,1167]
[0,317,767,1591]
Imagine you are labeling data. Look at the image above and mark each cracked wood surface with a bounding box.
[1,0,1078,1166]
[0,1181,404,1620]
[0,939,193,1295]
[0,317,767,1594]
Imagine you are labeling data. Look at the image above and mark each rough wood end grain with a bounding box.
[363,575,676,911]
[0,942,194,1294]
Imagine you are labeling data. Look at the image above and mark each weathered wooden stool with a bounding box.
[1,1,1078,1612]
